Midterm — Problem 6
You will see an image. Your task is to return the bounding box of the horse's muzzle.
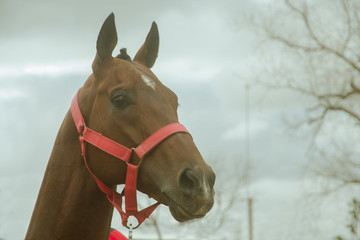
[164,165,216,222]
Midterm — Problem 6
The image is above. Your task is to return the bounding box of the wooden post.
[248,198,253,240]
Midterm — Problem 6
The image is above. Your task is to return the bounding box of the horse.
[25,13,215,240]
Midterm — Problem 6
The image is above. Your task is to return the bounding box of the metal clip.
[128,224,133,240]
[127,216,138,239]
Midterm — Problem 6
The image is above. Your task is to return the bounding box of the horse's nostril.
[179,168,199,195]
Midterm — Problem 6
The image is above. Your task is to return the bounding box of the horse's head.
[78,13,215,222]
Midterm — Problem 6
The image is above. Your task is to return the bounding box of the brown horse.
[25,13,215,240]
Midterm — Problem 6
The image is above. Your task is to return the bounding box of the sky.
[0,0,359,239]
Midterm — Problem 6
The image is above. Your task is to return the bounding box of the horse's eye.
[111,91,131,108]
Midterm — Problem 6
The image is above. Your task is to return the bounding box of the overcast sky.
[0,0,358,239]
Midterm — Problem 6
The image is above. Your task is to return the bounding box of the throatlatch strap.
[70,88,191,228]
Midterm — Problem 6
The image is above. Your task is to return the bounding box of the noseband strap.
[70,89,191,228]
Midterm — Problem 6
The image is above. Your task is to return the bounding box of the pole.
[245,84,254,240]
[248,198,253,240]
[245,83,250,196]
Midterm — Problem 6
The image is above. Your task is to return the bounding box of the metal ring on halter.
[126,215,139,229]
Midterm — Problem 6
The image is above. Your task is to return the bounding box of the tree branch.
[283,0,360,73]
[340,0,352,53]
[266,31,323,52]
[327,105,360,122]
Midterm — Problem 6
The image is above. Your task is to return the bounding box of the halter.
[70,88,190,229]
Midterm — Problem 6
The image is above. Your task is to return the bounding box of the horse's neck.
[26,110,114,240]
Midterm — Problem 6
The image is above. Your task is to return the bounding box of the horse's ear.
[93,13,118,68]
[134,22,159,68]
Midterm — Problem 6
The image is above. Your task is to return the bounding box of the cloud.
[0,89,25,100]
[156,56,222,84]
[222,118,269,140]
[0,61,90,77]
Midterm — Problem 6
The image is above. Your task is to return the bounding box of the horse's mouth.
[162,193,206,222]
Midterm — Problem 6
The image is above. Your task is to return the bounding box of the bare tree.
[248,0,360,193]
[335,198,360,240]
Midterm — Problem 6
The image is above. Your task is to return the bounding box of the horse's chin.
[162,193,207,222]
[168,203,206,222]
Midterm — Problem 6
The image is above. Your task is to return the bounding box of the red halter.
[70,89,190,228]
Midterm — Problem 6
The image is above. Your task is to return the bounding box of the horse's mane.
[116,48,132,62]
